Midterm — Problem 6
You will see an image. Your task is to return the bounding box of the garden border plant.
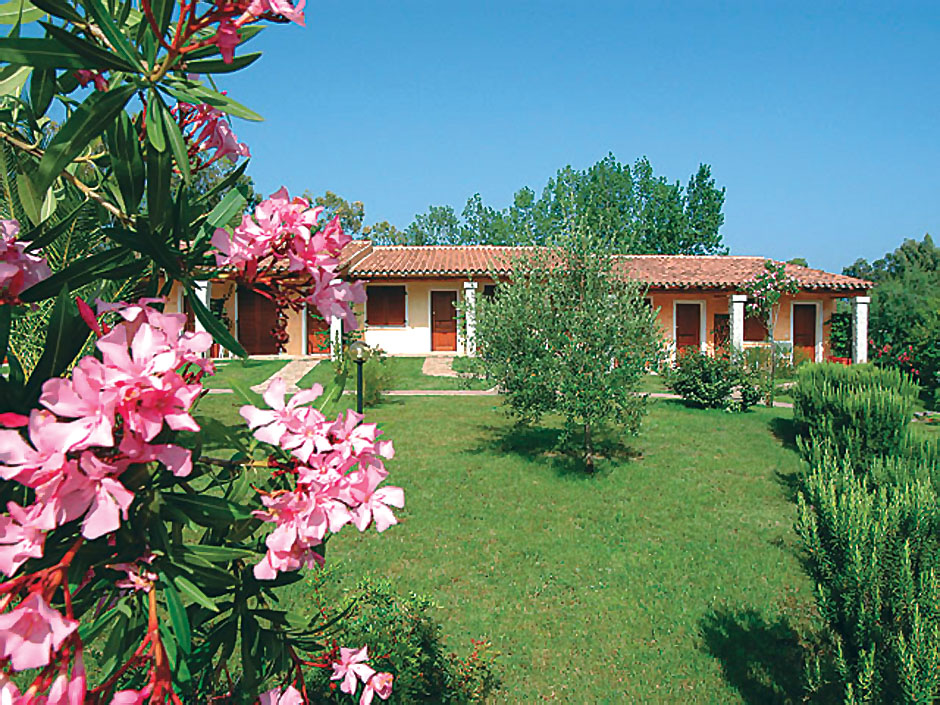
[0,1,414,702]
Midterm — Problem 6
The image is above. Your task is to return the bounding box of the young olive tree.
[473,231,664,472]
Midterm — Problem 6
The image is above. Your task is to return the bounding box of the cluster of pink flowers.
[209,0,305,64]
[172,101,251,167]
[0,299,211,683]
[240,379,403,579]
[330,647,393,705]
[0,219,51,303]
[75,69,108,92]
[211,187,365,331]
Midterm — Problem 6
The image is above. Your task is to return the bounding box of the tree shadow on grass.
[700,608,806,705]
[769,416,800,452]
[470,422,641,478]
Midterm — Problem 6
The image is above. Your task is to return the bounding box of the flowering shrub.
[0,1,402,702]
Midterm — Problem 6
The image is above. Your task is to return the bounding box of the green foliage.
[473,230,664,470]
[796,456,940,704]
[826,302,853,359]
[386,154,727,254]
[664,350,762,411]
[306,575,499,703]
[845,234,940,408]
[792,363,919,462]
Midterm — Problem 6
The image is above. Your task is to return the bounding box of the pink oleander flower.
[351,486,405,533]
[259,684,304,705]
[0,503,47,576]
[0,219,51,303]
[110,686,152,704]
[331,646,375,696]
[212,188,364,331]
[361,671,394,705]
[75,69,108,91]
[242,0,305,26]
[110,551,158,593]
[215,16,241,64]
[173,101,250,165]
[0,592,78,671]
[240,378,325,447]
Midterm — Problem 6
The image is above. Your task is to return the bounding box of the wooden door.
[793,304,817,363]
[307,310,330,355]
[675,303,701,355]
[181,294,196,333]
[431,291,457,352]
[237,287,279,355]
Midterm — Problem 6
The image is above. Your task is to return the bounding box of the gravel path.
[421,356,459,377]
[250,359,319,395]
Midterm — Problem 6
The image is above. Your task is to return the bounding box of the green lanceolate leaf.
[146,88,167,153]
[25,285,91,394]
[0,36,120,71]
[146,143,174,244]
[35,82,136,194]
[158,95,191,183]
[144,0,173,41]
[172,574,218,612]
[27,0,80,23]
[77,0,142,70]
[161,575,192,654]
[162,79,262,122]
[0,0,45,24]
[186,285,247,358]
[106,111,144,213]
[0,64,30,96]
[164,493,252,525]
[39,22,136,71]
[21,198,87,250]
[204,185,247,229]
[192,158,248,208]
[182,545,258,563]
[19,247,129,302]
[14,171,40,225]
[183,52,263,75]
[29,65,54,115]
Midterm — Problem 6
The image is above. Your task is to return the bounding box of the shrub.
[307,575,499,703]
[664,350,762,411]
[797,457,940,703]
[792,363,919,461]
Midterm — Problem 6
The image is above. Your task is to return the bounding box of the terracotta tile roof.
[340,243,872,292]
[343,245,518,277]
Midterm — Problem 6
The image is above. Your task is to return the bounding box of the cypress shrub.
[792,363,919,461]
[797,458,940,703]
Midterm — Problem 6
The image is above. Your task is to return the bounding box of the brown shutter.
[744,315,769,341]
[366,286,405,326]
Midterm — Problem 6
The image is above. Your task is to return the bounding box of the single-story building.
[166,242,874,363]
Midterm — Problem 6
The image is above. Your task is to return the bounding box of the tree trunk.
[584,423,594,473]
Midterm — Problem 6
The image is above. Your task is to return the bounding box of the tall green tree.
[844,234,940,407]
[396,154,727,253]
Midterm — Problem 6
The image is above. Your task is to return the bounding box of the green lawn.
[297,357,494,391]
[195,392,812,702]
[202,359,287,390]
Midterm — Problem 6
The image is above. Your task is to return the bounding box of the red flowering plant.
[740,260,800,405]
[0,1,398,703]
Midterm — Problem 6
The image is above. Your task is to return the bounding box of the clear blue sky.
[222,1,939,273]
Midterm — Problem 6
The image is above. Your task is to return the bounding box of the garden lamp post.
[348,340,371,414]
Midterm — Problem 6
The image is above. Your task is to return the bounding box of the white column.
[329,315,343,360]
[301,303,309,356]
[730,294,747,353]
[463,281,478,357]
[193,281,211,334]
[852,296,871,364]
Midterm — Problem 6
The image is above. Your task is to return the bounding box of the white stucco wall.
[362,279,465,355]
